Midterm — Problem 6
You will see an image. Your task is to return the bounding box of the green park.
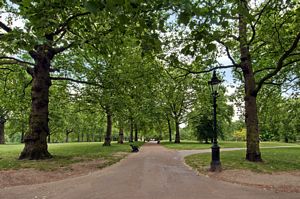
[0,1,299,199]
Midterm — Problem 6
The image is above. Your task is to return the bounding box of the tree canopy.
[0,0,299,162]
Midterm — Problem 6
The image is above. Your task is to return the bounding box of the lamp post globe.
[208,70,222,172]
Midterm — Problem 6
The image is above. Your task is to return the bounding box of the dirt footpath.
[0,143,299,199]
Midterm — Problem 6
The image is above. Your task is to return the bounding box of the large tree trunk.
[0,118,6,144]
[167,118,172,142]
[118,127,124,144]
[103,109,112,146]
[19,46,53,160]
[239,2,262,162]
[134,123,138,142]
[174,117,180,143]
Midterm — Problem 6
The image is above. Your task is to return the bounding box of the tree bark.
[21,121,25,143]
[65,130,72,143]
[19,45,54,160]
[47,134,51,143]
[118,127,124,144]
[0,118,6,144]
[77,131,80,142]
[103,109,112,146]
[174,117,180,143]
[167,118,172,142]
[134,123,138,142]
[239,2,262,162]
[129,117,133,142]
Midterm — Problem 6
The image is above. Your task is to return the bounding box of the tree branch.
[174,64,237,74]
[216,39,239,67]
[0,56,35,66]
[52,43,75,54]
[50,76,102,87]
[45,12,90,39]
[254,31,300,94]
[0,67,14,71]
[0,21,12,32]
[248,0,272,45]
[22,79,32,97]
[253,67,275,75]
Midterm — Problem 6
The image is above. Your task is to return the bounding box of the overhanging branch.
[0,56,35,66]
[216,39,239,67]
[254,31,300,94]
[174,64,237,74]
[45,12,90,39]
[50,76,102,87]
[0,21,12,32]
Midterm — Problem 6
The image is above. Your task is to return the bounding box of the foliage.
[232,128,246,141]
[0,0,299,161]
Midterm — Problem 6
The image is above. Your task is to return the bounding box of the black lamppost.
[208,70,222,172]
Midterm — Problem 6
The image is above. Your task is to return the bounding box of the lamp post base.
[210,161,222,172]
[210,144,222,172]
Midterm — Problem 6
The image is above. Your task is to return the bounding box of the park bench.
[130,144,139,152]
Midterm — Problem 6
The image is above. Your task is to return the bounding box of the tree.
[1,0,167,158]
[0,0,94,159]
[165,0,300,161]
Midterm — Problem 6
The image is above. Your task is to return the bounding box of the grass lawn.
[161,140,299,150]
[0,142,142,171]
[185,147,300,173]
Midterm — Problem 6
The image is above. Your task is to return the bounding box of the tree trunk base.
[174,140,180,144]
[246,152,262,162]
[118,141,124,144]
[19,145,52,160]
[103,138,111,146]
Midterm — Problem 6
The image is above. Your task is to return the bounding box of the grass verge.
[185,147,300,173]
[161,140,299,150]
[0,142,142,171]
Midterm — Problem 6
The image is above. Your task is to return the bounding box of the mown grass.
[185,147,300,173]
[0,142,142,171]
[161,140,299,150]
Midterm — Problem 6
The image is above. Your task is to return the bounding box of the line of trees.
[0,0,299,163]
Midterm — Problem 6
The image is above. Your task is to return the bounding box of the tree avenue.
[0,0,299,163]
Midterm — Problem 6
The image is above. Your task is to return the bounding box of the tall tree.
[0,1,92,159]
[165,0,300,161]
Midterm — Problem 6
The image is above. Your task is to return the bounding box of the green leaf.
[84,1,105,14]
[178,11,191,25]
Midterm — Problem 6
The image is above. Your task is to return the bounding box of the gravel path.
[0,143,299,199]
